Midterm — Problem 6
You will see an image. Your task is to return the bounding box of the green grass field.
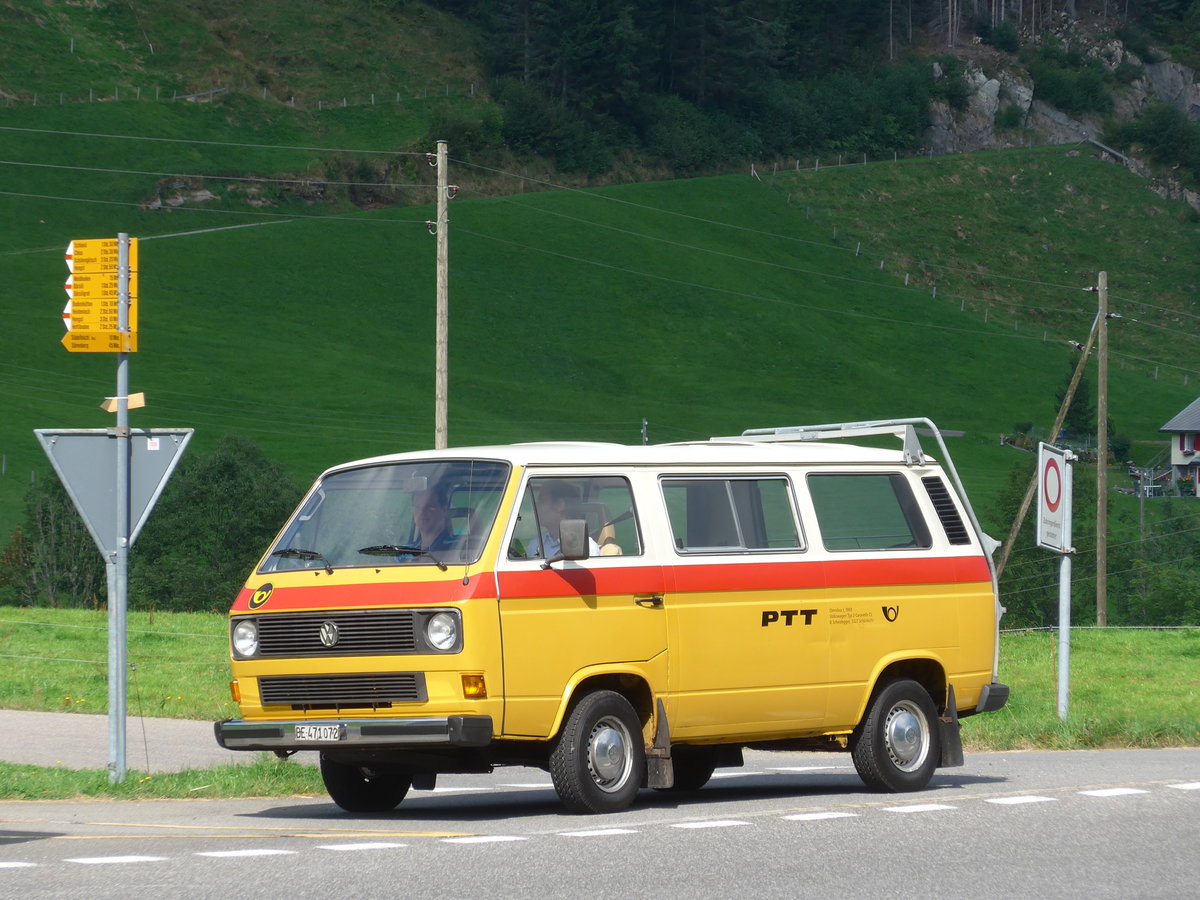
[2,103,1197,544]
[0,606,1194,799]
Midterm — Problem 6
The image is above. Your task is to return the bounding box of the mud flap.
[938,684,965,768]
[645,697,674,788]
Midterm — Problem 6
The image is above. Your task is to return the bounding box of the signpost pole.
[1057,552,1072,720]
[108,232,132,783]
[1037,442,1075,722]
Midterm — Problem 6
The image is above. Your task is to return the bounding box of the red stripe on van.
[495,555,990,599]
[670,554,991,593]
[231,575,498,613]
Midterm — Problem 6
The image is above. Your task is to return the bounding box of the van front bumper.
[214,715,493,752]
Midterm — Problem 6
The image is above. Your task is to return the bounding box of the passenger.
[407,487,458,555]
[532,481,600,559]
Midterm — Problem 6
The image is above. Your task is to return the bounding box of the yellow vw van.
[216,419,1008,813]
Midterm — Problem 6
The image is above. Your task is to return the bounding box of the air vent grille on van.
[259,672,427,709]
[921,477,971,544]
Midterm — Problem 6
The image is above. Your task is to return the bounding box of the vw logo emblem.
[318,621,340,648]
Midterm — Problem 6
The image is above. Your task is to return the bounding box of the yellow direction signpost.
[61,237,138,353]
[50,233,150,784]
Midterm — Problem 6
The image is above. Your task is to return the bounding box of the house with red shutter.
[1161,397,1200,497]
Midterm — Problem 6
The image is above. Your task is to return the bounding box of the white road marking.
[986,796,1057,805]
[442,835,527,844]
[1168,783,1200,791]
[768,766,846,773]
[318,843,408,851]
[1079,788,1149,798]
[195,849,298,858]
[0,861,37,868]
[66,855,167,865]
[884,803,957,813]
[672,819,750,829]
[782,811,859,821]
[559,828,640,837]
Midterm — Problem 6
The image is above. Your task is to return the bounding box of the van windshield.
[260,459,511,572]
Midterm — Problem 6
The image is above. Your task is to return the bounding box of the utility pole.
[995,311,1101,579]
[434,140,449,450]
[1096,271,1108,626]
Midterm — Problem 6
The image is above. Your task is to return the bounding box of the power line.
[0,124,423,156]
[0,158,436,190]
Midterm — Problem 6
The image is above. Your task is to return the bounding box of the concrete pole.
[1096,272,1108,626]
[435,141,449,450]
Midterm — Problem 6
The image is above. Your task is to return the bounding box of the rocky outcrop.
[925,41,1199,213]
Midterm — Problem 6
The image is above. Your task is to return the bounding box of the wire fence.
[1,81,481,110]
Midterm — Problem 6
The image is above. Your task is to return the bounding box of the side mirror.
[542,518,590,567]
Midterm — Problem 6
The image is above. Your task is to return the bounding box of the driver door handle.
[635,595,664,608]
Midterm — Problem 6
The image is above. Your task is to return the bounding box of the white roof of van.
[324,438,924,476]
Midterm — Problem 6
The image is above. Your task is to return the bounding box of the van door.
[496,474,667,737]
[661,474,829,739]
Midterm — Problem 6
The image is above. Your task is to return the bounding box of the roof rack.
[713,419,929,466]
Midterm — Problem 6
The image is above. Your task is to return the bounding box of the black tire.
[850,678,941,793]
[549,690,645,814]
[654,746,717,793]
[320,755,411,813]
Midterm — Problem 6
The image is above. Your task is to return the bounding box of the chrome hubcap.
[884,702,928,772]
[588,717,631,791]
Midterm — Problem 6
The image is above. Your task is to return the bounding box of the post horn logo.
[882,605,900,622]
[248,583,274,610]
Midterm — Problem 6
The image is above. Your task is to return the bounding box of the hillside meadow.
[2,97,1197,545]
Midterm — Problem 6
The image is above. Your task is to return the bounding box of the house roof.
[1161,396,1200,433]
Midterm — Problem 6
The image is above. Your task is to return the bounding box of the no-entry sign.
[1036,442,1073,553]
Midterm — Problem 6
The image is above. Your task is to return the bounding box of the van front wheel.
[320,756,411,812]
[550,690,644,814]
[850,679,940,793]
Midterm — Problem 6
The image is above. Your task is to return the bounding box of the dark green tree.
[130,434,302,612]
[1055,356,1095,443]
[0,474,104,607]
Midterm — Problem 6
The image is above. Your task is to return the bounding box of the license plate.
[295,724,345,742]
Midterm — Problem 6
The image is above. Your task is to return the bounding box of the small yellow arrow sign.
[65,238,138,273]
[61,331,138,353]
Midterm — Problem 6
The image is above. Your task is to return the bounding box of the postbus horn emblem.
[318,621,340,648]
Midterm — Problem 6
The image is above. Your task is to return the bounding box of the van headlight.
[232,619,259,658]
[425,612,459,651]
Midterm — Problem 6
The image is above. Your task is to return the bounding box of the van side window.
[661,477,802,553]
[807,473,932,551]
[508,475,642,559]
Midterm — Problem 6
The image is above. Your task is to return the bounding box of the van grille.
[256,610,418,657]
[921,476,972,544]
[259,672,427,710]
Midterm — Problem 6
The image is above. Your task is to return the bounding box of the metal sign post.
[47,233,192,783]
[1036,442,1075,720]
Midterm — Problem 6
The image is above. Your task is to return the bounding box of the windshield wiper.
[358,545,448,572]
[270,547,333,575]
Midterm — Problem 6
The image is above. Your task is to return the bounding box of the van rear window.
[661,477,801,553]
[807,473,932,551]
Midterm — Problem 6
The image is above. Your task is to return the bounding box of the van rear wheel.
[320,755,411,812]
[550,690,644,814]
[850,678,940,793]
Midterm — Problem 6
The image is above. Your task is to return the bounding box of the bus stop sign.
[35,428,193,555]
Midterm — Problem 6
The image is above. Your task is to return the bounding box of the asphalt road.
[0,741,1196,899]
